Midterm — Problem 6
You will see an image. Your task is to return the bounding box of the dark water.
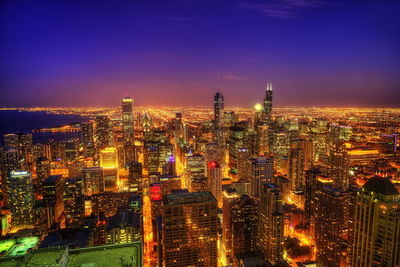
[0,110,90,146]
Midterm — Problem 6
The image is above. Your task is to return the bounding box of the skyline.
[1,0,400,107]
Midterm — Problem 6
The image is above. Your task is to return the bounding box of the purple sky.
[0,0,399,107]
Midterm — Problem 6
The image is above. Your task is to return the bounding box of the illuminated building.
[329,146,350,190]
[207,161,222,207]
[129,161,143,194]
[81,121,94,147]
[237,148,251,181]
[106,208,142,244]
[258,183,284,266]
[4,133,32,170]
[214,90,224,130]
[165,154,176,176]
[223,111,238,128]
[263,81,273,125]
[160,175,181,196]
[33,200,49,236]
[222,189,240,264]
[100,147,119,191]
[81,121,95,158]
[36,156,50,184]
[64,139,79,162]
[351,177,400,267]
[162,191,218,267]
[231,194,258,259]
[228,124,246,172]
[142,112,152,142]
[82,167,104,196]
[288,147,305,192]
[91,192,132,217]
[63,177,84,227]
[43,175,64,226]
[122,96,134,143]
[150,183,163,245]
[256,124,269,155]
[205,142,225,166]
[251,156,274,198]
[95,115,112,149]
[314,186,352,266]
[310,118,328,163]
[1,147,19,205]
[185,153,206,191]
[8,170,34,226]
[145,146,159,174]
[272,131,290,166]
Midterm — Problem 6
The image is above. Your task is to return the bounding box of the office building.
[251,156,274,198]
[258,183,284,266]
[8,171,34,226]
[82,167,104,196]
[162,191,218,267]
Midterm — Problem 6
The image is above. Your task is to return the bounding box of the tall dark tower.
[263,81,273,124]
[214,90,224,130]
[122,96,134,143]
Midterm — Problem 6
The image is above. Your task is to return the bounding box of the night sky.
[1,0,399,107]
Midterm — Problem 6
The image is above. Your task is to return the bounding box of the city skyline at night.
[1,0,400,107]
[1,1,400,267]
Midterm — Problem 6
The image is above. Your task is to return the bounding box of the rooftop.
[0,242,142,267]
[164,191,216,205]
[363,176,399,196]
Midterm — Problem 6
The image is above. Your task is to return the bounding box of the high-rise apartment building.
[222,189,240,264]
[258,183,284,266]
[8,171,34,226]
[63,177,84,227]
[351,177,400,267]
[162,191,218,267]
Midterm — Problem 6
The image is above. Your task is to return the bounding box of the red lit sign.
[208,161,217,168]
[150,184,161,201]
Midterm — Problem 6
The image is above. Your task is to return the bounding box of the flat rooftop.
[164,190,216,205]
[0,242,142,267]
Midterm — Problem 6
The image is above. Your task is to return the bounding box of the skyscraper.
[314,186,352,266]
[8,171,34,226]
[129,161,143,194]
[35,156,50,184]
[95,115,112,149]
[185,153,206,191]
[82,167,104,196]
[288,147,306,193]
[63,177,84,227]
[162,191,218,267]
[351,177,400,267]
[100,147,119,191]
[214,90,224,130]
[122,96,134,142]
[207,161,222,207]
[258,183,284,266]
[231,194,258,259]
[251,156,274,198]
[263,81,273,124]
[222,189,240,264]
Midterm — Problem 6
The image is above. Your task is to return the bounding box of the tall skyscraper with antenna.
[263,81,273,124]
[214,89,224,130]
[122,96,134,143]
